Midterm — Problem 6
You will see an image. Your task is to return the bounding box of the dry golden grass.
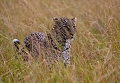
[0,0,120,83]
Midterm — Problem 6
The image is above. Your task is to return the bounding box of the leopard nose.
[71,36,73,39]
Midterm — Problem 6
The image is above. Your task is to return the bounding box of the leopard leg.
[62,50,70,67]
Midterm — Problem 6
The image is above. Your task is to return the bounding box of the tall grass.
[0,0,120,83]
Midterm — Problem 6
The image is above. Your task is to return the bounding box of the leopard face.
[51,17,76,46]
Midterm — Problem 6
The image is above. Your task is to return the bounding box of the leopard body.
[13,17,76,67]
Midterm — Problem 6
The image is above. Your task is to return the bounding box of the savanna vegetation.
[0,0,120,83]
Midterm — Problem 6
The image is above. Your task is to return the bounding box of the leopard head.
[53,17,76,40]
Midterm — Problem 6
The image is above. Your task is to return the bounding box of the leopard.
[12,17,76,67]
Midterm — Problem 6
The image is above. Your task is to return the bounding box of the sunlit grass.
[0,0,120,83]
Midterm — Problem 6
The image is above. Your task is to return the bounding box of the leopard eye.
[66,27,70,31]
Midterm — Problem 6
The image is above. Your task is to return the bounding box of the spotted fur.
[13,17,76,67]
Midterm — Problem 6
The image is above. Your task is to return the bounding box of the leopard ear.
[53,17,59,22]
[71,17,77,23]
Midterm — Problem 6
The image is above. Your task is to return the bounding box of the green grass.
[0,0,120,83]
